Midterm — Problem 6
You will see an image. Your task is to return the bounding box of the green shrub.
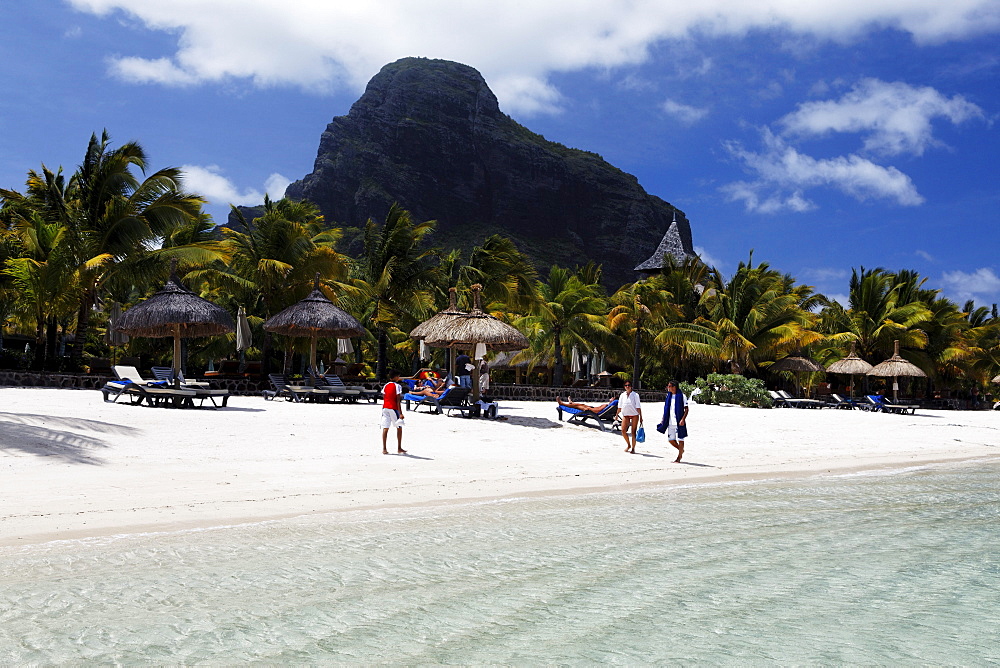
[689,373,772,408]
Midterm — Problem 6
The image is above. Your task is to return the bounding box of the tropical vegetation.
[2,131,998,398]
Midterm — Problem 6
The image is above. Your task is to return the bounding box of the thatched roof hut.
[868,340,926,378]
[421,284,528,352]
[116,267,235,339]
[410,287,467,340]
[769,355,824,373]
[263,274,364,382]
[826,349,874,376]
[115,261,235,384]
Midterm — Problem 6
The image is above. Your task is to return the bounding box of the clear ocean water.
[2,460,998,664]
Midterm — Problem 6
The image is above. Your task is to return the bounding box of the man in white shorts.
[380,369,407,455]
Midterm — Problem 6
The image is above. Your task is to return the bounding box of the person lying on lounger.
[409,378,447,398]
[557,397,613,414]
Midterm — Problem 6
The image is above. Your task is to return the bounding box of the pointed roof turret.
[634,210,692,274]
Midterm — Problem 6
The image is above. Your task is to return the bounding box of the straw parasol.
[410,287,467,378]
[769,354,824,397]
[826,344,873,399]
[422,283,529,401]
[115,260,235,387]
[263,274,364,385]
[867,340,927,402]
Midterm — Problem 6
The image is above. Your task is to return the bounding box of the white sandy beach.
[1,386,997,547]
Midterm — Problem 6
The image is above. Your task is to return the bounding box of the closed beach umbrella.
[104,300,129,364]
[867,340,927,402]
[263,274,364,385]
[105,301,129,346]
[236,306,252,352]
[116,260,235,387]
[826,344,873,399]
[423,283,529,402]
[570,345,581,376]
[770,354,824,397]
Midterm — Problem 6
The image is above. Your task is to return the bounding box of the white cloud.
[181,165,289,207]
[779,78,986,156]
[940,267,1000,302]
[661,100,709,125]
[693,246,724,271]
[915,249,935,262]
[66,0,1000,114]
[722,130,923,212]
[803,267,850,282]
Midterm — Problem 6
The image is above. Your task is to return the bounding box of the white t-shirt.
[665,392,689,426]
[618,390,641,416]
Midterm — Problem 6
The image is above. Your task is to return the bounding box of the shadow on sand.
[0,413,135,465]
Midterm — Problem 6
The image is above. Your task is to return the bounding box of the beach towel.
[660,391,688,439]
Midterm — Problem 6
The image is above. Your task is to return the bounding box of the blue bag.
[636,426,646,443]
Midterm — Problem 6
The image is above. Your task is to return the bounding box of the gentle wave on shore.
[2,460,998,664]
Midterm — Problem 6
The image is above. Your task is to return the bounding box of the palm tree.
[350,203,438,382]
[201,196,350,373]
[821,267,932,364]
[58,131,208,365]
[516,264,609,387]
[663,254,821,373]
[608,276,677,387]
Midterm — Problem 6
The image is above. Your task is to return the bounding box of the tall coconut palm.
[200,196,350,373]
[57,131,208,365]
[663,255,821,373]
[350,203,438,382]
[515,264,609,387]
[821,267,931,364]
[608,276,677,387]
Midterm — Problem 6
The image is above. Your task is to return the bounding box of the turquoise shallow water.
[2,460,999,664]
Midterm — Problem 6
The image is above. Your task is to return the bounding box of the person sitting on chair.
[557,397,613,414]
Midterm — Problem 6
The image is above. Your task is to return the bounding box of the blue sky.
[2,0,998,306]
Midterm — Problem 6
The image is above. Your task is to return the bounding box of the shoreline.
[1,387,997,548]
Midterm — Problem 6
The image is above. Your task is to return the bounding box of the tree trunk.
[376,327,388,383]
[552,325,563,387]
[45,316,58,370]
[71,287,95,366]
[632,318,642,389]
[261,330,273,377]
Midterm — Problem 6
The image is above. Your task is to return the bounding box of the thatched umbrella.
[770,354,824,397]
[410,287,467,378]
[263,274,364,385]
[116,260,234,387]
[826,344,873,399]
[868,340,927,402]
[423,283,529,402]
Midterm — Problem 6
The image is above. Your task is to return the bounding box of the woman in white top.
[616,380,643,453]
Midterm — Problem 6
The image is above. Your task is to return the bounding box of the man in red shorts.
[381,369,407,455]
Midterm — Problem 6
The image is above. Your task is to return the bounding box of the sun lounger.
[557,399,619,431]
[264,374,331,402]
[826,393,859,409]
[777,390,826,408]
[404,385,470,414]
[863,395,917,414]
[150,366,230,407]
[322,374,380,403]
[101,381,198,407]
[312,374,362,402]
